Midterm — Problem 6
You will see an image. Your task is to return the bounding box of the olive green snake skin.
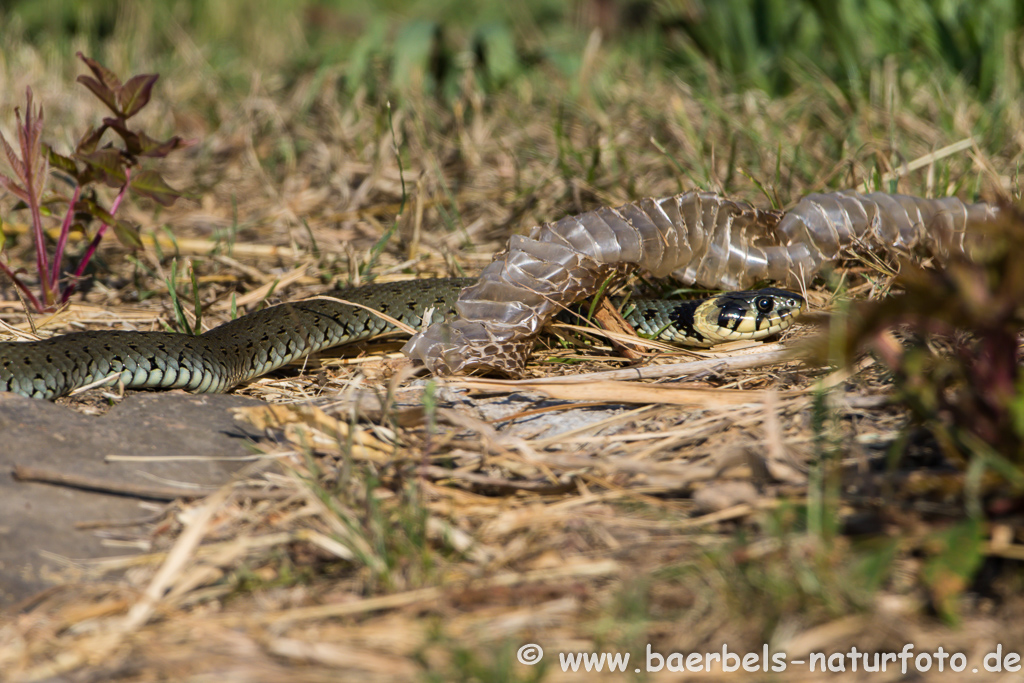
[0,278,804,400]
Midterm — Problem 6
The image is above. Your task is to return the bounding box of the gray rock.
[0,392,267,607]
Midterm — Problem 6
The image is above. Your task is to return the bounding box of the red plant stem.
[28,200,51,301]
[61,229,106,302]
[50,185,82,291]
[0,259,44,311]
[62,169,131,302]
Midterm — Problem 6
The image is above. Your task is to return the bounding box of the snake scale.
[0,278,804,400]
[0,189,997,399]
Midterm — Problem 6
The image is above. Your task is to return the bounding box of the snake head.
[696,287,806,344]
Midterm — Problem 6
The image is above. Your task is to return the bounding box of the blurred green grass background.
[3,0,1019,99]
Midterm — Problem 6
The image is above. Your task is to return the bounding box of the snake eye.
[756,296,774,313]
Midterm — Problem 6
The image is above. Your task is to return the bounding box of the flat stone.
[0,392,267,607]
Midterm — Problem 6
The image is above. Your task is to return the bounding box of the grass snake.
[0,278,804,399]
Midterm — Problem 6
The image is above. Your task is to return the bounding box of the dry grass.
[2,10,1024,682]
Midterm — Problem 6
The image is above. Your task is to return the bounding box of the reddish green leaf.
[130,169,181,206]
[79,197,140,248]
[76,198,141,248]
[44,144,79,176]
[77,52,122,94]
[75,126,105,155]
[137,131,190,158]
[103,117,142,156]
[0,172,30,203]
[76,75,120,116]
[76,148,127,187]
[79,195,112,222]
[110,217,143,248]
[16,89,45,173]
[118,74,159,118]
[0,130,25,180]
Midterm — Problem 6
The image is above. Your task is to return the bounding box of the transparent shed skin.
[403,190,996,375]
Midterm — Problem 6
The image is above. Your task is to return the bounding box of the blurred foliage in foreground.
[1,0,1020,101]
[831,204,1024,475]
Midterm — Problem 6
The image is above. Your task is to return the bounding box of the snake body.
[0,278,804,399]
